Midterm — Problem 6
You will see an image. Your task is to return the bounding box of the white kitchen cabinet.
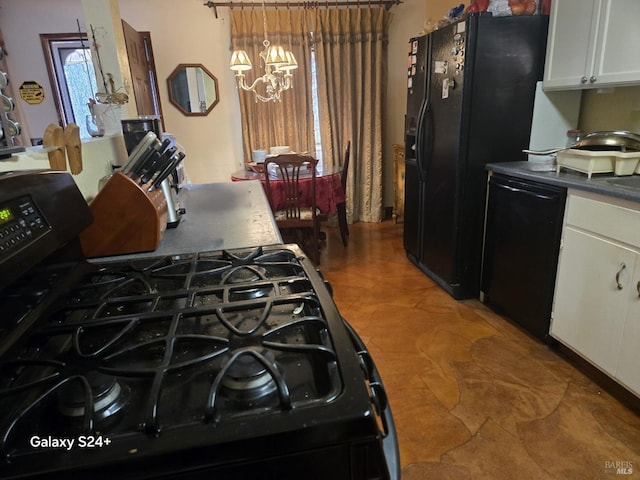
[551,190,640,396]
[543,0,640,90]
[617,275,640,395]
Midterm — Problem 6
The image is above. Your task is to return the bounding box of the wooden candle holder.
[79,171,168,258]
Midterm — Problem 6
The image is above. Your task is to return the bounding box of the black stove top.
[0,245,393,479]
[0,172,397,479]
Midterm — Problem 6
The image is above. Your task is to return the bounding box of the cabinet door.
[591,0,640,87]
[551,227,636,376]
[543,0,600,89]
[616,256,640,396]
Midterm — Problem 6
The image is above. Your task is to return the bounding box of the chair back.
[341,141,351,192]
[263,154,318,221]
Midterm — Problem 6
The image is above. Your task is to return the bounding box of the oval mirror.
[167,64,219,116]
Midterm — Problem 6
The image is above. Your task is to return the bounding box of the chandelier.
[229,5,298,102]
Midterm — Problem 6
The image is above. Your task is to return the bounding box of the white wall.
[0,0,83,141]
[0,0,245,185]
[117,0,245,184]
[1,0,449,206]
[579,86,640,133]
[384,0,424,205]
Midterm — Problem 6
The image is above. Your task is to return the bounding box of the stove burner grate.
[208,348,290,420]
[220,349,278,399]
[0,246,345,452]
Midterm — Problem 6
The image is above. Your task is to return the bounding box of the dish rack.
[556,149,640,178]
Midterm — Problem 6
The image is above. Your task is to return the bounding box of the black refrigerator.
[403,13,549,300]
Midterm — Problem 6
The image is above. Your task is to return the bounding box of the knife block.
[79,171,168,258]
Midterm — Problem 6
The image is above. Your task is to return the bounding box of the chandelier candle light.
[229,4,298,102]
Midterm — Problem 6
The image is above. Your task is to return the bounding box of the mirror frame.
[167,63,220,116]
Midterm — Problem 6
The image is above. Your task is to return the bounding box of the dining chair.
[263,153,322,264]
[337,141,350,247]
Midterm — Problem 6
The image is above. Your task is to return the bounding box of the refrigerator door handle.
[416,100,433,182]
[422,101,434,179]
[415,99,428,181]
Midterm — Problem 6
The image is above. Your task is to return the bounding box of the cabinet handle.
[637,280,640,297]
[589,76,597,83]
[581,76,588,84]
[616,263,626,290]
[492,181,557,200]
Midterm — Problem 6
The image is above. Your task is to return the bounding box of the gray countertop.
[487,161,640,203]
[91,180,282,262]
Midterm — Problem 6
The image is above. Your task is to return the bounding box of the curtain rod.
[203,0,402,18]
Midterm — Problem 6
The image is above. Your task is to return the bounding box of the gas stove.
[0,171,398,479]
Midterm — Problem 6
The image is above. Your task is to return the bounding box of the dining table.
[231,164,345,215]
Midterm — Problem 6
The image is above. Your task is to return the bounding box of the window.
[41,34,98,139]
[310,48,322,165]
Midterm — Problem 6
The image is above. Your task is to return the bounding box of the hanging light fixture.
[229,3,298,102]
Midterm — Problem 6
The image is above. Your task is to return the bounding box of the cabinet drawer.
[565,193,640,247]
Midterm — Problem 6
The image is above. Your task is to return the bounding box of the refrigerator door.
[405,36,429,138]
[403,35,429,261]
[419,21,467,294]
[404,14,548,301]
[402,159,420,258]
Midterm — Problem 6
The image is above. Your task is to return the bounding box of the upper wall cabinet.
[543,0,640,90]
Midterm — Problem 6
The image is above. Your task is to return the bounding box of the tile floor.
[317,220,640,480]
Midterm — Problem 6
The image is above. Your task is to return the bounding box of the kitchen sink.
[602,175,640,190]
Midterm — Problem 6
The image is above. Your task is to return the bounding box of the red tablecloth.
[231,165,345,215]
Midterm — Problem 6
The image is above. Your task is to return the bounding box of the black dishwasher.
[481,173,566,341]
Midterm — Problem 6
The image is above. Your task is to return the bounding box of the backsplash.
[579,85,640,133]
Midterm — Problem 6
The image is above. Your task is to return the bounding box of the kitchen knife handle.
[140,151,162,184]
[122,131,157,174]
[150,152,185,191]
[129,147,156,179]
[159,138,172,153]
